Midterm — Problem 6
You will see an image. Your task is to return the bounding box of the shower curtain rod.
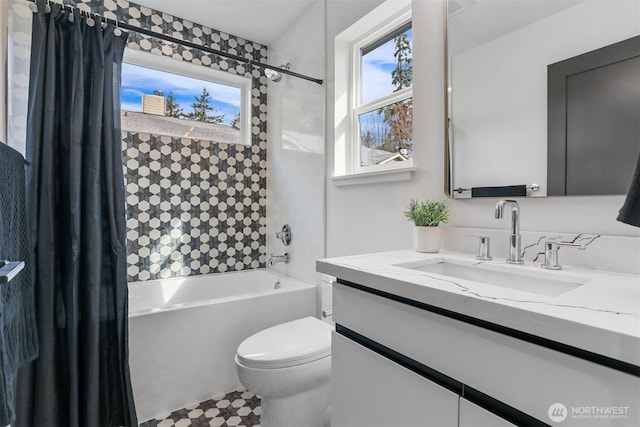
[26,0,324,85]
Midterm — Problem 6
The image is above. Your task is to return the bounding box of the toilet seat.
[236,317,332,369]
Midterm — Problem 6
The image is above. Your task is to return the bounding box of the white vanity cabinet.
[331,280,640,427]
[332,333,514,427]
[332,333,459,427]
[459,399,516,427]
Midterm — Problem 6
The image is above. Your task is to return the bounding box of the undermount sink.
[394,258,589,297]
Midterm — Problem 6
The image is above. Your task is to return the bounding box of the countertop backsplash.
[441,226,640,276]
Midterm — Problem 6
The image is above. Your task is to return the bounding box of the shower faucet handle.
[275,224,292,246]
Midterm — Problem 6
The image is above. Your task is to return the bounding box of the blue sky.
[120,27,411,134]
[121,63,241,126]
[359,27,413,154]
[361,28,413,105]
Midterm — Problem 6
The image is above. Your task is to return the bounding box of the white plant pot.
[413,226,442,253]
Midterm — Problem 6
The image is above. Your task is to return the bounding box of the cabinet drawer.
[460,398,516,427]
[334,283,640,426]
[332,333,459,427]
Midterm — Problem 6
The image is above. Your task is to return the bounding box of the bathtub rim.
[128,268,314,318]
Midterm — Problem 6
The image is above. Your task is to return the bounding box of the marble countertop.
[317,250,640,367]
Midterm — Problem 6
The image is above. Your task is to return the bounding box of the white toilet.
[235,316,332,427]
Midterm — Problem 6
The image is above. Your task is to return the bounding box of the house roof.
[360,145,410,166]
[121,110,240,144]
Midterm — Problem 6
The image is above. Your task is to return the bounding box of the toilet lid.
[236,317,332,369]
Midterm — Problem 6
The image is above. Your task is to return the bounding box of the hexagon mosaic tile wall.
[123,133,267,282]
[55,0,270,282]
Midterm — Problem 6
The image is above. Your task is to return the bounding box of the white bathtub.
[128,269,316,422]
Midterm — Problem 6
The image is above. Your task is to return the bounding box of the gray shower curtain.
[15,1,138,425]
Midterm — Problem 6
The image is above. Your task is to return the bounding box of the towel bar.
[452,183,540,198]
[0,260,25,284]
[453,184,540,194]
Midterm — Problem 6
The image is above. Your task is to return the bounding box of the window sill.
[332,166,417,186]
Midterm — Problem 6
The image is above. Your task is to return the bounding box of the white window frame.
[334,0,415,184]
[122,48,252,146]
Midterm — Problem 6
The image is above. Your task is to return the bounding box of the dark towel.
[0,142,38,425]
[471,185,527,198]
[617,149,640,227]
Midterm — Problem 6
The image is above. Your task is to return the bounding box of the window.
[121,49,252,146]
[355,18,413,169]
[334,0,414,182]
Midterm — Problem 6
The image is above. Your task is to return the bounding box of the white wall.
[6,0,37,155]
[325,0,640,260]
[266,0,326,285]
[326,0,445,257]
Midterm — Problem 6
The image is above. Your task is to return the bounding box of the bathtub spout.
[268,253,289,267]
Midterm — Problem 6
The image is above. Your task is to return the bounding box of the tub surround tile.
[123,134,267,282]
[56,0,269,283]
[139,390,261,427]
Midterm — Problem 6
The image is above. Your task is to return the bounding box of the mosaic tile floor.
[139,390,261,427]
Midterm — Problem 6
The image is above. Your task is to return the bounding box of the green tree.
[377,31,413,155]
[165,90,184,118]
[187,87,225,123]
[391,32,412,90]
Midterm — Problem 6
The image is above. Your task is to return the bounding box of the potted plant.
[404,199,450,253]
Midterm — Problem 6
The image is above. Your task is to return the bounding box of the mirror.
[445,0,640,198]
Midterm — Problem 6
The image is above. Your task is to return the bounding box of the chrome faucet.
[267,253,289,267]
[541,240,585,270]
[494,199,524,264]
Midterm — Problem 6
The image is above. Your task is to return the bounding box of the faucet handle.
[541,240,584,270]
[275,224,292,246]
[467,235,492,261]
